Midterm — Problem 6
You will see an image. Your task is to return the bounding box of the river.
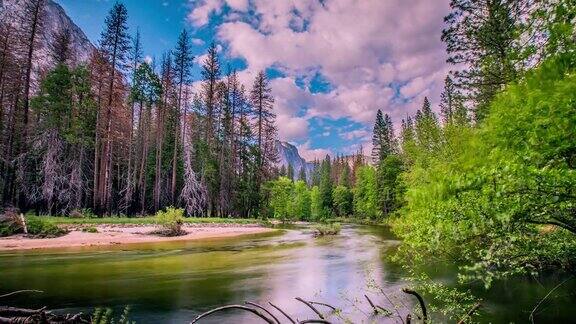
[0,225,574,323]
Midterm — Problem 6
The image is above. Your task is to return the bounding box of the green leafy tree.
[291,180,311,220]
[268,177,294,221]
[353,166,378,219]
[318,155,333,217]
[376,155,404,217]
[310,186,323,220]
[394,54,576,287]
[333,185,353,217]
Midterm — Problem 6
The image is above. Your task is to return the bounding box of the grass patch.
[26,216,68,238]
[313,222,342,236]
[82,226,99,233]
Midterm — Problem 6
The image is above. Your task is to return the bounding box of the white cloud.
[340,129,370,141]
[297,141,333,161]
[191,38,205,46]
[188,0,223,26]
[188,0,452,146]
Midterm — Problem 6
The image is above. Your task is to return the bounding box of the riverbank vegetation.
[266,0,576,317]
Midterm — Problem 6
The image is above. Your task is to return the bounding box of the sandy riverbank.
[0,224,273,251]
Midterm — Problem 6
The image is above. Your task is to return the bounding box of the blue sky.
[55,0,451,160]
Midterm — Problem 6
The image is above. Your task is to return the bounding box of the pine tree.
[20,0,46,141]
[96,2,131,214]
[442,0,529,122]
[201,43,220,146]
[415,97,442,153]
[298,166,307,183]
[171,29,194,204]
[51,27,73,66]
[250,71,278,184]
[122,28,144,213]
[318,155,333,217]
[287,163,294,181]
[372,109,385,164]
[372,109,395,164]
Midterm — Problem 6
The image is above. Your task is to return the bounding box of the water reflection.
[0,225,403,323]
[0,225,574,323]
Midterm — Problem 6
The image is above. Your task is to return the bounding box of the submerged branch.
[268,302,296,324]
[0,290,43,299]
[401,288,428,323]
[191,305,275,324]
[295,297,325,320]
[245,301,280,324]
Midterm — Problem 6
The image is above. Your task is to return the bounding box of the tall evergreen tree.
[442,0,529,122]
[298,166,307,183]
[318,155,333,217]
[96,1,131,214]
[372,109,395,164]
[171,29,194,204]
[250,71,277,183]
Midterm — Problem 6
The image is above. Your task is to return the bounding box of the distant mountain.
[1,0,94,76]
[275,140,316,180]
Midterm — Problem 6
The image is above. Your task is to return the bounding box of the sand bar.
[0,224,273,251]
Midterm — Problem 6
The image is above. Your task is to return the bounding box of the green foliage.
[292,180,311,220]
[313,222,342,236]
[82,226,99,233]
[318,156,333,214]
[26,217,67,238]
[0,223,16,237]
[353,166,379,219]
[155,207,185,236]
[92,306,134,324]
[332,185,353,217]
[310,185,324,220]
[376,154,404,217]
[268,177,295,221]
[394,54,576,287]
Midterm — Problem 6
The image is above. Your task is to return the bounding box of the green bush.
[0,223,16,237]
[82,226,99,233]
[155,207,185,236]
[313,222,342,236]
[26,216,67,238]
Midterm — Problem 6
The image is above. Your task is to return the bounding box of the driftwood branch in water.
[364,294,379,315]
[402,288,428,323]
[308,301,337,311]
[0,306,47,317]
[298,320,332,324]
[0,307,89,324]
[244,301,280,324]
[268,302,296,324]
[191,305,275,324]
[457,303,481,324]
[295,297,325,320]
[0,290,43,299]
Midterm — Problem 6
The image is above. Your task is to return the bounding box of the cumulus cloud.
[188,0,451,147]
[297,141,333,161]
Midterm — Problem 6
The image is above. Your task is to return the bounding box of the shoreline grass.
[36,216,263,226]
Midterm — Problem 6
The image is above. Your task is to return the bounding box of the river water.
[0,225,574,323]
